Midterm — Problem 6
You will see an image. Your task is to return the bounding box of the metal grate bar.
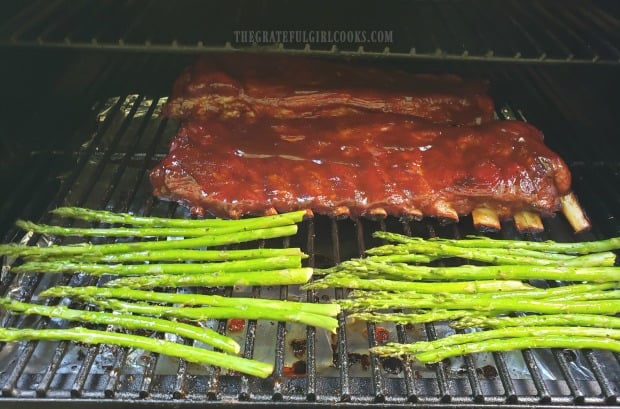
[422,222,453,403]
[354,219,386,403]
[358,218,386,403]
[139,347,161,398]
[206,285,235,401]
[394,324,418,402]
[304,218,318,401]
[238,290,260,400]
[461,339,484,402]
[552,349,586,404]
[271,290,288,400]
[173,343,191,399]
[331,218,351,401]
[520,350,551,403]
[584,350,618,404]
[35,339,71,397]
[394,220,420,403]
[423,322,452,403]
[271,236,291,401]
[104,348,129,398]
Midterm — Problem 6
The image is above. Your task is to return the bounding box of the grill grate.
[1,61,620,407]
[0,0,619,65]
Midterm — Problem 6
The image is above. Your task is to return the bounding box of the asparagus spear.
[0,327,273,378]
[106,267,314,289]
[50,207,307,228]
[340,292,620,315]
[0,225,298,258]
[14,256,302,276]
[39,286,340,317]
[365,240,616,266]
[331,259,620,282]
[542,290,620,302]
[426,235,620,255]
[452,314,620,330]
[86,298,339,333]
[349,309,479,325]
[372,326,620,355]
[377,336,620,363]
[29,247,306,263]
[347,283,617,303]
[0,297,240,354]
[17,213,304,238]
[302,274,534,293]
[367,242,578,262]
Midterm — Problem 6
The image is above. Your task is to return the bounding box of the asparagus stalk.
[367,241,578,262]
[50,207,307,228]
[332,259,620,282]
[0,297,240,353]
[347,283,617,303]
[452,314,620,330]
[542,290,620,302]
[17,212,304,238]
[39,286,340,316]
[302,274,534,293]
[29,247,306,263]
[0,327,273,378]
[0,225,297,258]
[106,267,314,289]
[368,251,615,267]
[426,235,620,255]
[365,240,615,266]
[14,256,301,276]
[373,326,620,355]
[377,336,620,363]
[341,292,620,315]
[349,309,479,325]
[86,298,339,333]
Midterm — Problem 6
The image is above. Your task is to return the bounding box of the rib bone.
[513,211,544,233]
[367,207,388,219]
[472,207,501,231]
[560,193,591,233]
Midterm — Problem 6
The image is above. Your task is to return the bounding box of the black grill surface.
[0,54,619,408]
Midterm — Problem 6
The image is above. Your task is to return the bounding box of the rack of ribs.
[150,115,579,229]
[164,54,495,125]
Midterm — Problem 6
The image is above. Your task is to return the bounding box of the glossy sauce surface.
[150,114,571,219]
[165,54,494,125]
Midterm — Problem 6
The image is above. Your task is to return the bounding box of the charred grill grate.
[1,64,620,408]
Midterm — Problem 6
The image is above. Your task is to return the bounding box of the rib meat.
[164,54,494,125]
[150,116,572,219]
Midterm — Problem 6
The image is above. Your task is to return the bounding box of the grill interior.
[1,0,619,64]
[1,1,620,408]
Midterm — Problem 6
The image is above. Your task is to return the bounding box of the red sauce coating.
[164,54,494,125]
[150,115,571,219]
[227,318,246,332]
[363,326,390,344]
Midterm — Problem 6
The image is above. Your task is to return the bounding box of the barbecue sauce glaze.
[150,115,571,219]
